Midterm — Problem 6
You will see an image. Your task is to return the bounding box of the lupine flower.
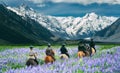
[0,46,120,73]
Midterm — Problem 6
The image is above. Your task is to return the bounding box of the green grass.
[0,44,119,52]
[1,63,25,73]
[0,46,29,51]
[99,44,120,50]
[7,63,25,69]
[75,70,84,73]
[0,45,77,52]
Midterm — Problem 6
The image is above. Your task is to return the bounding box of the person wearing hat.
[29,46,38,65]
[89,39,96,56]
[89,39,96,52]
[60,44,70,58]
[45,43,55,61]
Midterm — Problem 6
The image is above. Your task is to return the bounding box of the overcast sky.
[28,0,120,5]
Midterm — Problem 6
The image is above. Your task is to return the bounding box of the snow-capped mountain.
[0,4,56,45]
[7,5,118,39]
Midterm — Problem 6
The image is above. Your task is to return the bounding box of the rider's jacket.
[45,47,54,56]
[29,50,37,59]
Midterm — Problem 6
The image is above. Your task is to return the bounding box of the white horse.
[60,54,69,60]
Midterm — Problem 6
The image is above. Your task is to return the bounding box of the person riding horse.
[60,44,70,58]
[78,41,87,55]
[89,39,96,55]
[45,43,55,61]
[26,46,39,66]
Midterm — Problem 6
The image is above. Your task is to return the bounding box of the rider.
[29,46,39,65]
[78,41,87,54]
[89,38,96,52]
[60,43,70,58]
[45,43,55,61]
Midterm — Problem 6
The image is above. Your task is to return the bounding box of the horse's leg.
[94,48,96,52]
[51,56,55,61]
[65,53,70,58]
[26,61,29,67]
[77,53,80,58]
[78,52,82,58]
[34,59,39,65]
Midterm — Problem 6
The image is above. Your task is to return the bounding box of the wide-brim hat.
[30,45,34,48]
[48,43,51,46]
[62,43,66,46]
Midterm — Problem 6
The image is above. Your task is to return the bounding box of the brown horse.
[44,49,56,64]
[26,59,38,67]
[77,51,86,58]
[44,55,55,64]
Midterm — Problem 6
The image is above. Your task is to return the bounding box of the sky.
[0,0,120,17]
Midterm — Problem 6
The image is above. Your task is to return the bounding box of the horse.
[91,47,95,55]
[60,54,69,60]
[77,46,96,58]
[85,47,96,56]
[26,58,38,67]
[77,51,86,58]
[44,55,55,64]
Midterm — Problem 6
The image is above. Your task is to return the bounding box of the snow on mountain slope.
[7,5,118,39]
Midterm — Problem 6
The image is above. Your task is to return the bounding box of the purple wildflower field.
[0,46,120,73]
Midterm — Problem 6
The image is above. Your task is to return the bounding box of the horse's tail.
[91,48,95,55]
[44,56,54,64]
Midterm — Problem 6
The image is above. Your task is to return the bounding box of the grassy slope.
[0,44,119,51]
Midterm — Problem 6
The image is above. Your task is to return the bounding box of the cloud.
[28,0,120,5]
[28,0,44,4]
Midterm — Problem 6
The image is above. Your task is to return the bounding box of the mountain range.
[0,4,58,45]
[6,4,118,39]
[95,18,120,42]
[0,4,120,45]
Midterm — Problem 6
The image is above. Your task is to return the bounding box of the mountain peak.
[83,12,98,19]
[19,3,33,11]
[89,12,98,17]
[6,5,118,39]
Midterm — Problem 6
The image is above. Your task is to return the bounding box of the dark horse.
[26,58,38,67]
[85,46,96,56]
[77,45,96,58]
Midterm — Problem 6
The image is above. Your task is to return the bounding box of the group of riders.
[26,39,96,67]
